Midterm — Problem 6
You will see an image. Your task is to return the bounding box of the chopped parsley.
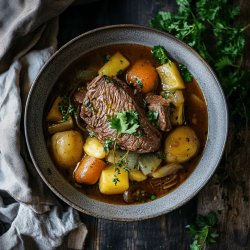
[108,110,140,135]
[134,129,144,138]
[179,64,193,83]
[147,110,159,125]
[150,0,250,124]
[149,194,157,200]
[58,96,77,122]
[151,45,170,65]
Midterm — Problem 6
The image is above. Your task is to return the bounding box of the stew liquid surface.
[45,44,208,205]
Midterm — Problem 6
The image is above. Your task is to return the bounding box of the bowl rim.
[24,24,228,221]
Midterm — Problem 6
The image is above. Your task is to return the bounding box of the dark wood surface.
[58,1,250,249]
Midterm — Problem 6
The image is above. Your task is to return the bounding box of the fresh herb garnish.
[103,138,115,152]
[147,110,159,125]
[179,64,193,83]
[112,175,120,186]
[152,45,170,64]
[115,167,121,175]
[123,166,130,172]
[149,194,157,200]
[150,0,250,124]
[186,212,219,250]
[59,96,77,122]
[115,158,126,167]
[135,78,143,89]
[134,129,144,138]
[108,110,140,135]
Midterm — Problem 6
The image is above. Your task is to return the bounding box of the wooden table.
[59,1,250,249]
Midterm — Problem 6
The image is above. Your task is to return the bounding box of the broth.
[45,44,208,204]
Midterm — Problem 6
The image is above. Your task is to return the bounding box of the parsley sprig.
[108,110,140,135]
[59,96,77,122]
[147,110,159,125]
[152,45,193,83]
[186,212,219,250]
[152,45,170,64]
[150,0,250,124]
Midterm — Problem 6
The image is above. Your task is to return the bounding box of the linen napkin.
[0,1,87,249]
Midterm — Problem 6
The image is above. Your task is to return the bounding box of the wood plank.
[196,0,250,249]
[58,0,250,249]
[81,199,196,250]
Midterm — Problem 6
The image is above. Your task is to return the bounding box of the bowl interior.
[24,25,228,221]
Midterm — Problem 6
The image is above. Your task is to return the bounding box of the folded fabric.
[0,1,87,249]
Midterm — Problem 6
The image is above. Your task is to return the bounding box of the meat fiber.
[79,75,162,153]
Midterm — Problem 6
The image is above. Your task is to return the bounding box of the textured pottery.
[24,25,228,221]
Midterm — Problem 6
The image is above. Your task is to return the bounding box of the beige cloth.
[0,1,87,249]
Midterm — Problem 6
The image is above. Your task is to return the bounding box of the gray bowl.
[24,24,228,221]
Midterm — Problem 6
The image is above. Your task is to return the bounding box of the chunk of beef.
[145,95,172,132]
[80,75,162,153]
[73,87,87,105]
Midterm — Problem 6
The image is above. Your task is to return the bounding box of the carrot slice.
[73,156,106,185]
[126,59,158,93]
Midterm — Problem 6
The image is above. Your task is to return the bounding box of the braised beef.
[80,75,162,153]
[145,95,172,132]
[73,87,87,105]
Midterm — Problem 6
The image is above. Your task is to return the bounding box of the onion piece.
[138,153,162,176]
[152,163,182,178]
[106,150,139,170]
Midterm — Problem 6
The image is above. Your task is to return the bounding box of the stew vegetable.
[45,44,208,204]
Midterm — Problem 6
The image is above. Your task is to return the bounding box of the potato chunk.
[156,63,185,90]
[99,166,129,195]
[83,137,107,159]
[165,126,199,163]
[51,130,84,168]
[98,52,130,77]
[129,170,147,182]
[138,153,162,176]
[46,96,63,122]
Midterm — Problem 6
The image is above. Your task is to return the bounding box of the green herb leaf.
[108,110,140,135]
[59,96,77,122]
[149,194,157,200]
[150,0,250,124]
[103,138,115,152]
[147,110,159,125]
[112,175,120,186]
[179,64,193,83]
[152,45,170,64]
[186,212,219,250]
[123,165,130,172]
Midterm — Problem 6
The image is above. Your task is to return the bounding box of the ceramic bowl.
[24,24,228,221]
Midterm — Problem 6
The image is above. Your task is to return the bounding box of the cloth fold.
[0,0,88,249]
